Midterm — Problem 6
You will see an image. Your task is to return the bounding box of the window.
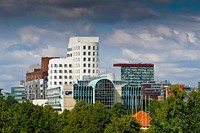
[51,64,53,68]
[54,64,58,67]
[65,82,68,85]
[88,58,90,61]
[69,64,72,67]
[88,69,90,73]
[83,69,86,73]
[83,52,86,55]
[83,58,86,61]
[93,52,95,56]
[88,52,90,55]
[88,46,91,50]
[64,64,67,67]
[59,70,62,73]
[88,64,90,67]
[93,64,95,68]
[83,63,86,67]
[54,76,57,79]
[54,82,57,85]
[54,70,57,73]
[69,76,72,79]
[93,46,95,50]
[59,82,62,85]
[64,76,67,79]
[64,70,67,73]
[93,58,95,62]
[59,76,62,79]
[93,70,95,73]
[69,70,72,73]
[97,52,98,56]
[83,46,86,49]
[59,64,62,67]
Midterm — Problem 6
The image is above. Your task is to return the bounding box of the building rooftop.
[113,63,154,67]
[133,110,152,127]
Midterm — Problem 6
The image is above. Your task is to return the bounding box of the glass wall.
[121,85,141,110]
[95,79,115,109]
[121,66,154,86]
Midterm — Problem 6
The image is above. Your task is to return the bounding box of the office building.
[113,63,154,87]
[11,83,26,103]
[26,57,56,100]
[141,80,171,101]
[47,37,99,89]
[47,36,99,110]
[47,75,141,111]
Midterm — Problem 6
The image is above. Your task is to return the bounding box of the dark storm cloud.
[0,0,200,23]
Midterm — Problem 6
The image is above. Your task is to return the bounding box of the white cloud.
[138,30,163,42]
[122,49,161,62]
[17,26,68,45]
[41,45,66,57]
[107,29,134,45]
[0,74,14,81]
[187,32,197,44]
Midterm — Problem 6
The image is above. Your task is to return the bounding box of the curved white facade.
[48,37,99,89]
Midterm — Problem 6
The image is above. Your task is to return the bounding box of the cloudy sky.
[1,0,200,91]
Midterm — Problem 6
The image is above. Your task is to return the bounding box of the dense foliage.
[149,85,200,133]
[0,98,140,133]
[3,85,200,133]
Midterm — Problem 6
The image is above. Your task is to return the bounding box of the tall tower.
[67,37,99,80]
[113,63,154,87]
[47,37,99,89]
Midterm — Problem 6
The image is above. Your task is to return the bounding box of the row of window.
[50,75,72,79]
[83,45,98,50]
[83,63,98,68]
[83,51,98,56]
[49,81,73,86]
[83,69,98,73]
[83,57,98,62]
[50,64,72,68]
[27,75,41,79]
[50,69,72,74]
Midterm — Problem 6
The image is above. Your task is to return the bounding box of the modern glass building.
[46,86,62,110]
[121,85,141,110]
[47,77,143,111]
[113,63,154,87]
[74,78,115,109]
[11,86,26,103]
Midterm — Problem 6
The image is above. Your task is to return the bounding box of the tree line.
[1,84,200,133]
[0,97,140,133]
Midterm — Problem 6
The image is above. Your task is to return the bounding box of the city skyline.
[1,0,200,91]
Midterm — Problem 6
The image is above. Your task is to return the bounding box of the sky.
[1,0,200,91]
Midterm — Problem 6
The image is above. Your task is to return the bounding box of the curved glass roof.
[88,77,115,89]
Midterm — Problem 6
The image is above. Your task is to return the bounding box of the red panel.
[113,63,154,67]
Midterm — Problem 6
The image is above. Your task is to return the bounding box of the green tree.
[149,85,188,133]
[148,99,161,117]
[90,101,111,133]
[64,100,94,133]
[109,102,126,118]
[104,115,140,133]
[5,96,18,107]
[185,88,200,132]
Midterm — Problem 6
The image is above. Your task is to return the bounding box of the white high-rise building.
[47,37,99,89]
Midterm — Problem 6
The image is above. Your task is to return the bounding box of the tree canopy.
[149,85,200,133]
